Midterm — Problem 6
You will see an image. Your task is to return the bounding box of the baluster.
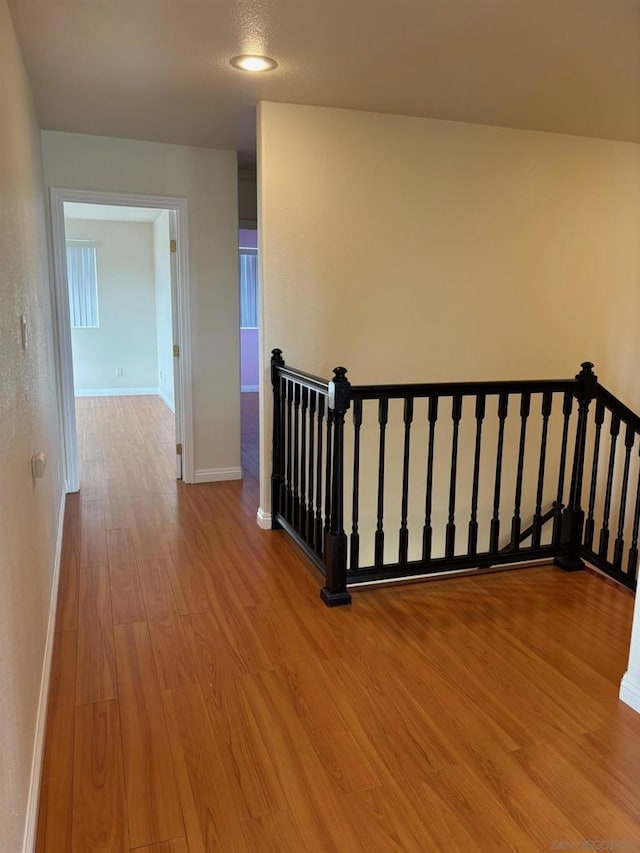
[374,397,389,568]
[584,399,605,549]
[598,412,621,558]
[552,390,573,545]
[315,396,325,555]
[398,397,414,565]
[324,409,334,536]
[350,398,363,572]
[299,387,308,536]
[422,396,438,562]
[321,367,352,607]
[285,379,294,523]
[270,349,285,528]
[627,444,640,581]
[445,395,463,559]
[510,392,531,550]
[467,394,486,556]
[532,391,553,547]
[556,363,597,571]
[306,391,316,544]
[489,393,509,553]
[292,384,301,531]
[613,424,635,569]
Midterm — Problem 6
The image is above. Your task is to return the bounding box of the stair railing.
[270,351,638,605]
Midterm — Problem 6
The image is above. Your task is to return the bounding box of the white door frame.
[49,187,195,490]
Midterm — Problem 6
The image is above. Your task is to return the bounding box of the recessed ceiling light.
[230,55,278,72]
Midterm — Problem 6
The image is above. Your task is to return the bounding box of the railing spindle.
[375,397,389,568]
[627,445,640,581]
[490,393,509,553]
[315,396,325,555]
[422,397,438,562]
[584,399,605,549]
[510,392,531,550]
[270,349,285,527]
[598,413,621,559]
[445,395,463,558]
[468,394,486,556]
[398,397,414,564]
[532,390,553,547]
[552,390,573,545]
[350,398,363,572]
[293,384,301,531]
[613,424,635,569]
[286,379,294,523]
[299,387,309,536]
[306,391,316,544]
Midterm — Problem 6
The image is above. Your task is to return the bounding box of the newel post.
[555,361,598,571]
[321,366,352,607]
[270,348,285,530]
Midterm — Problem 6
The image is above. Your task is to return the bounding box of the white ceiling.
[8,0,640,166]
[63,202,163,222]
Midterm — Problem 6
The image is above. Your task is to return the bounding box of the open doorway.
[239,228,259,484]
[63,202,179,491]
[50,189,193,492]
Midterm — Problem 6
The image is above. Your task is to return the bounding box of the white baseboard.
[194,467,243,484]
[74,387,158,397]
[620,671,640,714]
[22,490,66,853]
[241,385,259,392]
[256,507,272,529]
[158,388,175,413]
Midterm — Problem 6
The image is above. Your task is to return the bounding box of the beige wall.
[41,131,240,477]
[67,219,159,392]
[257,102,640,514]
[0,0,64,847]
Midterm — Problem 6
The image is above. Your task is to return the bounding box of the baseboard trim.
[256,507,272,529]
[194,467,243,484]
[158,389,175,413]
[22,490,66,853]
[620,671,640,714]
[74,387,158,397]
[241,385,259,392]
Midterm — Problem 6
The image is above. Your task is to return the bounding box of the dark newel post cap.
[578,361,595,376]
[333,366,348,383]
[575,360,597,400]
[271,348,284,363]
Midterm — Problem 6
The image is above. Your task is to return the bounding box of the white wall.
[41,132,240,479]
[257,102,640,513]
[0,1,64,848]
[67,219,159,392]
[153,211,175,411]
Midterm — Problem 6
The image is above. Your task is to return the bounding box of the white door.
[169,211,183,479]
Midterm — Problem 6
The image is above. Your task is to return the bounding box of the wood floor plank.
[72,700,129,852]
[76,565,117,705]
[36,631,77,852]
[78,499,108,568]
[107,528,146,624]
[114,621,184,848]
[56,530,79,633]
[240,810,311,853]
[163,683,249,852]
[131,841,188,853]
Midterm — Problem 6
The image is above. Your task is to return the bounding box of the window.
[66,242,99,328]
[239,248,258,328]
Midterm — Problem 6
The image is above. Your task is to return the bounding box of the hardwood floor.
[36,394,640,851]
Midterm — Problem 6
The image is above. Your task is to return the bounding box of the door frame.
[49,187,194,490]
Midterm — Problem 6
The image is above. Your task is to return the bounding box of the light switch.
[31,451,47,479]
[20,315,28,350]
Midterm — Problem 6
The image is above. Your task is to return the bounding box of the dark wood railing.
[270,351,638,605]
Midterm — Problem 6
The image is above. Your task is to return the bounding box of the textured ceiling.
[8,0,640,166]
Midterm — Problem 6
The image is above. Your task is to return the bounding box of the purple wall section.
[239,228,259,390]
[239,228,258,250]
[241,327,259,389]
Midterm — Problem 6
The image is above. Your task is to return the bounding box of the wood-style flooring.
[36,394,640,851]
